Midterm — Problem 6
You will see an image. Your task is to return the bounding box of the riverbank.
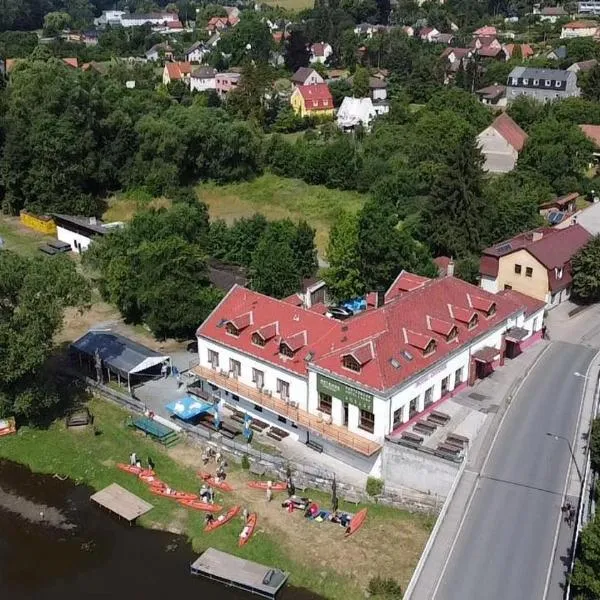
[0,398,432,599]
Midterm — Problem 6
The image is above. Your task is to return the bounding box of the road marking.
[541,350,599,600]
[430,343,551,599]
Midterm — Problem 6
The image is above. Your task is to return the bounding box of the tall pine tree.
[284,29,311,73]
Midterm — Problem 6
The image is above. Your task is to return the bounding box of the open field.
[197,173,367,254]
[261,0,314,10]
[0,398,432,599]
[0,216,55,257]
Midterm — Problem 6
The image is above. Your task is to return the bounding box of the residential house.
[561,20,599,38]
[568,59,598,73]
[547,45,568,60]
[419,27,440,42]
[53,214,124,254]
[473,25,497,37]
[94,11,178,28]
[83,31,99,46]
[163,20,184,32]
[290,83,334,117]
[337,97,377,131]
[215,72,241,97]
[477,45,507,60]
[479,225,591,306]
[62,57,79,68]
[185,41,207,63]
[291,67,324,86]
[579,124,600,159]
[506,66,580,102]
[539,193,579,223]
[193,270,544,455]
[347,74,389,114]
[539,6,568,22]
[470,36,501,50]
[354,23,389,37]
[162,61,193,86]
[402,25,415,37]
[433,33,454,44]
[310,42,333,64]
[190,66,217,92]
[475,84,507,107]
[477,113,528,173]
[579,0,600,14]
[441,47,472,67]
[146,43,173,61]
[81,61,108,75]
[503,43,534,60]
[206,16,229,33]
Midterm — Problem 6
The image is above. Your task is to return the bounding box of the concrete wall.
[56,225,93,253]
[496,249,549,301]
[382,442,460,498]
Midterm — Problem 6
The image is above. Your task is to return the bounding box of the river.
[0,460,314,600]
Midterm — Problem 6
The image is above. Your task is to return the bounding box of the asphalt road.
[433,341,596,600]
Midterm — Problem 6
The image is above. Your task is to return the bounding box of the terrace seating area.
[193,364,380,456]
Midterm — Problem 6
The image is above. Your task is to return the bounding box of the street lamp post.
[546,432,583,483]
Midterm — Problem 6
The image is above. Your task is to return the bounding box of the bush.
[368,576,402,599]
[366,476,384,497]
[241,454,250,470]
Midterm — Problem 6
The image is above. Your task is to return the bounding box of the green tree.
[219,15,272,64]
[590,417,600,473]
[572,236,600,304]
[0,251,90,421]
[323,211,365,301]
[352,66,370,98]
[284,28,311,72]
[226,62,271,123]
[250,221,302,298]
[292,220,318,278]
[43,11,72,36]
[421,133,488,257]
[329,78,352,107]
[570,512,600,599]
[581,64,600,102]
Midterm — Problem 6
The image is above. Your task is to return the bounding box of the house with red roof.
[561,20,599,38]
[473,25,497,37]
[476,113,528,173]
[162,61,193,86]
[310,42,333,64]
[193,270,544,456]
[290,83,334,117]
[479,224,591,306]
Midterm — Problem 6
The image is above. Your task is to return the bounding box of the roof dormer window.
[487,303,497,318]
[468,314,479,330]
[252,332,265,347]
[342,354,361,372]
[423,339,437,357]
[523,78,529,85]
[279,342,295,358]
[225,322,239,337]
[545,80,551,87]
[555,80,561,88]
[446,326,458,343]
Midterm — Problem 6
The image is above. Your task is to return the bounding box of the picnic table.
[129,416,180,447]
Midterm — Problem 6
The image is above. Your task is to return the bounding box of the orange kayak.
[178,498,222,513]
[149,485,197,501]
[117,463,148,476]
[247,481,287,491]
[345,508,367,538]
[198,471,234,492]
[239,513,257,546]
[205,505,240,531]
[138,471,159,483]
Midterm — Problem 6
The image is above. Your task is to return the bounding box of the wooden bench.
[306,439,323,453]
[270,427,289,439]
[428,410,451,425]
[250,419,269,432]
[267,429,284,442]
[437,442,461,455]
[447,433,469,446]
[414,420,436,435]
[443,438,465,451]
[401,431,424,445]
[230,413,245,424]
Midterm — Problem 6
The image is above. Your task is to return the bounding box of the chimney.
[89,216,97,225]
[447,258,455,277]
[376,289,385,308]
[532,231,543,242]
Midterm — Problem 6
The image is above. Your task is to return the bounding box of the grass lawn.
[0,216,55,257]
[0,398,432,599]
[197,173,367,254]
[261,0,314,10]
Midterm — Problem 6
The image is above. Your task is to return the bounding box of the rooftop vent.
[401,350,414,361]
[216,318,227,328]
[389,358,401,369]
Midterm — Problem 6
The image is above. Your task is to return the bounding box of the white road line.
[541,350,599,600]
[431,344,551,599]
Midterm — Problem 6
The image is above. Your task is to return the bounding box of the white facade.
[186,47,207,63]
[56,226,95,254]
[309,43,333,64]
[561,24,599,38]
[197,309,543,447]
[95,10,177,28]
[190,74,216,92]
[337,97,377,131]
[477,126,519,173]
[372,87,387,101]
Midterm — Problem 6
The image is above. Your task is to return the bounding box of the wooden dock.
[191,548,288,599]
[91,483,153,524]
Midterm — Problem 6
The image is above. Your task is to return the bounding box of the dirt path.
[167,445,430,590]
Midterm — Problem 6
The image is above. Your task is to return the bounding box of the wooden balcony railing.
[193,365,381,457]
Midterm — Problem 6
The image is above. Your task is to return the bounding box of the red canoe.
[117,463,147,476]
[239,513,257,546]
[198,472,234,492]
[149,485,198,502]
[344,508,367,538]
[247,481,287,491]
[205,505,240,532]
[138,471,160,483]
[178,498,222,513]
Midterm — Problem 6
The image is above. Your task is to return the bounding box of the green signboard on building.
[316,374,374,412]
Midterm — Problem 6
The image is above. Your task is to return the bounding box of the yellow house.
[290,83,334,118]
[479,225,591,307]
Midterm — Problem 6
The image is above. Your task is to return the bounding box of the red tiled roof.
[256,321,278,341]
[474,26,497,36]
[62,57,79,68]
[497,289,545,318]
[564,20,598,29]
[490,113,528,152]
[479,255,499,278]
[296,83,333,108]
[580,124,600,148]
[385,271,429,301]
[167,20,183,29]
[504,43,534,59]
[283,331,307,352]
[427,315,455,336]
[165,61,192,80]
[527,224,590,269]
[229,311,253,330]
[198,275,526,393]
[468,294,495,312]
[311,42,329,57]
[477,45,503,57]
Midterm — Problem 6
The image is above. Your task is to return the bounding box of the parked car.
[327,306,354,320]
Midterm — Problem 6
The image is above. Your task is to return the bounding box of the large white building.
[94,10,178,28]
[53,214,123,253]
[194,271,544,458]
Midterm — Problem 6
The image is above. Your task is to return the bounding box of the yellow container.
[19,210,57,235]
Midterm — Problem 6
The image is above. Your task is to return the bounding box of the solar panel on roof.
[495,243,512,254]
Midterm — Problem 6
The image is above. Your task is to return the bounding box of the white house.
[95,10,178,28]
[539,6,568,22]
[190,66,217,91]
[310,42,333,64]
[146,43,173,61]
[194,270,544,458]
[185,41,208,63]
[477,113,528,173]
[291,67,324,86]
[337,97,377,131]
[561,20,599,38]
[53,214,124,254]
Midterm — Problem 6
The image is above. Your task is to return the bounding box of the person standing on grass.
[266,481,273,502]
[148,456,155,471]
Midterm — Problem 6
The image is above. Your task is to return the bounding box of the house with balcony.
[479,225,591,306]
[506,66,580,102]
[194,271,544,460]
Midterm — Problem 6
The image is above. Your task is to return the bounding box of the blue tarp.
[166,396,215,420]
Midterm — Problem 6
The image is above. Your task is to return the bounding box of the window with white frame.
[424,386,434,407]
[208,349,219,368]
[229,358,241,378]
[454,367,463,387]
[276,378,290,400]
[555,80,561,88]
[359,409,375,433]
[251,368,264,388]
[393,407,402,428]
[545,80,551,87]
[441,376,450,396]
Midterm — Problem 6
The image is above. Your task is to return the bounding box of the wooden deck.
[91,483,153,523]
[193,365,380,456]
[191,548,288,598]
